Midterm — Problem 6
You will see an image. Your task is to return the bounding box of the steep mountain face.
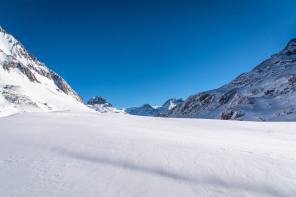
[87,96,123,113]
[0,26,86,117]
[166,39,296,121]
[125,98,183,116]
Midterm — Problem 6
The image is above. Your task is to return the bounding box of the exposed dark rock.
[221,109,245,120]
[87,96,112,107]
[3,62,40,83]
[1,85,39,108]
[264,90,275,96]
[51,72,83,103]
[165,38,296,121]
[218,89,236,105]
[1,25,84,109]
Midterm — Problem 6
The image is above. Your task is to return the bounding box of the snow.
[1,111,296,197]
[125,99,184,116]
[0,32,12,56]
[0,29,87,117]
[166,40,296,121]
[0,64,89,116]
[87,103,124,113]
[86,96,124,114]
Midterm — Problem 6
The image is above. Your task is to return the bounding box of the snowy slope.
[125,98,183,116]
[0,111,296,197]
[167,39,296,121]
[0,26,88,117]
[87,96,123,113]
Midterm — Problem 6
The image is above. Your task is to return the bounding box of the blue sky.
[1,0,296,108]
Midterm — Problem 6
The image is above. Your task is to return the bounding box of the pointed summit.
[284,39,296,51]
[87,96,123,113]
[87,96,111,106]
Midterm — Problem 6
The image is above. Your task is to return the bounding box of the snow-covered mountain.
[165,39,296,121]
[87,96,123,113]
[125,98,183,116]
[0,26,87,117]
[155,98,184,115]
[125,103,157,116]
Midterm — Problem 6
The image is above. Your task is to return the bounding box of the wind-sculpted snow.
[0,26,85,117]
[167,39,296,121]
[0,111,296,196]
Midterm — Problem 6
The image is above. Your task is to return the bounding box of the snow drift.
[0,111,295,196]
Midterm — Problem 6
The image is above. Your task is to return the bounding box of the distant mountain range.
[124,98,183,116]
[86,97,183,116]
[121,39,296,121]
[1,25,295,121]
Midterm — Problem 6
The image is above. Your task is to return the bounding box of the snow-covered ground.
[1,111,296,197]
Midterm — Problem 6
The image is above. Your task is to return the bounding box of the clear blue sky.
[1,0,296,108]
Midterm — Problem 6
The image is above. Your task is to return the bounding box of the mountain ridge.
[125,98,183,116]
[163,39,296,121]
[0,26,87,117]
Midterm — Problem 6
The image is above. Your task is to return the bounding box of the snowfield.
[1,111,296,197]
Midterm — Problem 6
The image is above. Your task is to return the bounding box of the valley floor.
[0,111,296,197]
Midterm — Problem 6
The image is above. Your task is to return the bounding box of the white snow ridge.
[0,26,89,117]
[1,26,296,197]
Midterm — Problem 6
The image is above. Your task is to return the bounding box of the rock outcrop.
[87,96,123,113]
[165,39,296,121]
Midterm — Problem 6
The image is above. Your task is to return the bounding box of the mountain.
[125,104,157,116]
[165,39,296,121]
[0,26,87,117]
[87,96,123,113]
[125,98,183,116]
[155,98,184,115]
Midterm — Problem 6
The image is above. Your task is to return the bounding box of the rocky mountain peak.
[86,96,123,113]
[284,39,296,51]
[141,104,154,108]
[87,96,111,106]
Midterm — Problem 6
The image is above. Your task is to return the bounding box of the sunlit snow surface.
[1,111,296,196]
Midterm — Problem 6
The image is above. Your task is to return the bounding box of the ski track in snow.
[0,111,296,197]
